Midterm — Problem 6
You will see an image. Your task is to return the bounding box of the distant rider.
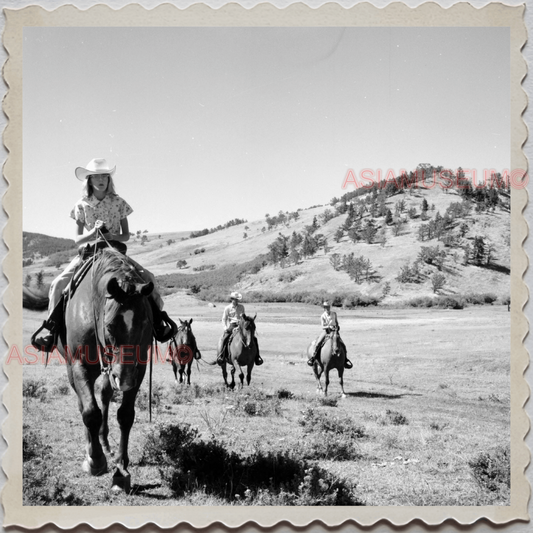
[216,291,263,366]
[307,301,353,368]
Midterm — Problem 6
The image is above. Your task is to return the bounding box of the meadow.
[21,295,511,506]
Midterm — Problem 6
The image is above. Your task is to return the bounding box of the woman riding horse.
[307,301,353,369]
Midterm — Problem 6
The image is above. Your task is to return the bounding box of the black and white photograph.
[2,1,530,529]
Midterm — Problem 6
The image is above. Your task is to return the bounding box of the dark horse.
[170,318,198,386]
[59,249,154,492]
[222,314,258,389]
[307,328,347,397]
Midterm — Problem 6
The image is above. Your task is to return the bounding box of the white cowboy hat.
[230,292,242,301]
[75,158,116,181]
[323,301,331,307]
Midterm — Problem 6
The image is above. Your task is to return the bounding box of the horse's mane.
[92,248,141,283]
[91,249,147,322]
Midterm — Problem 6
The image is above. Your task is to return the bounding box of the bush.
[141,422,363,505]
[464,292,498,305]
[23,378,48,401]
[469,446,510,492]
[277,388,294,400]
[298,408,366,461]
[383,409,408,426]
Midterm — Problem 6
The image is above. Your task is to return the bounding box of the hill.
[23,232,76,260]
[22,166,511,308]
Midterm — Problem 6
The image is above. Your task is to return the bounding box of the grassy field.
[22,296,510,506]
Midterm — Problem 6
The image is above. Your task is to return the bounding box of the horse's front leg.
[99,373,114,457]
[69,363,108,476]
[338,367,346,398]
[172,360,178,385]
[187,362,192,386]
[230,365,236,390]
[237,364,245,389]
[179,365,185,385]
[324,368,330,396]
[221,362,229,388]
[113,386,140,493]
[313,363,324,395]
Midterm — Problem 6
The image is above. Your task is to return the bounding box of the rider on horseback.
[31,158,178,351]
[216,292,263,366]
[307,301,353,369]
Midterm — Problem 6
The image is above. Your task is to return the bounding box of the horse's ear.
[139,282,154,297]
[253,313,257,320]
[190,318,193,324]
[107,277,127,301]
[179,319,184,325]
[242,313,247,320]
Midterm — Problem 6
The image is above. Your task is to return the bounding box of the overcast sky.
[23,27,510,239]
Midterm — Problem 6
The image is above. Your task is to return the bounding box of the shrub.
[379,409,408,426]
[469,446,510,492]
[464,292,498,305]
[298,408,366,461]
[23,378,48,401]
[277,388,294,400]
[141,422,363,505]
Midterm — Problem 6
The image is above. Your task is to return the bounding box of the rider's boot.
[31,319,57,352]
[307,344,321,367]
[150,300,178,343]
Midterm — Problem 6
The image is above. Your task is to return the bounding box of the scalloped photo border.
[2,2,529,529]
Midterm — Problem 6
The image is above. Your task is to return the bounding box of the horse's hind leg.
[99,373,114,457]
[246,365,252,386]
[324,370,330,396]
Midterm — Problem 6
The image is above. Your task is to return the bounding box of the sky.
[23,27,510,239]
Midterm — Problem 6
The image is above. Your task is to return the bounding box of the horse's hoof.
[111,468,131,493]
[82,456,108,476]
[341,393,347,399]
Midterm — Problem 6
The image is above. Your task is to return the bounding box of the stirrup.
[31,320,56,351]
[307,358,315,367]
[255,355,263,366]
[344,359,353,369]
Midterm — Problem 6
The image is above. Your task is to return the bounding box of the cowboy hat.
[322,301,331,307]
[75,158,116,181]
[230,292,242,301]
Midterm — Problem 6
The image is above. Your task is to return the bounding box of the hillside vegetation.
[23,165,511,308]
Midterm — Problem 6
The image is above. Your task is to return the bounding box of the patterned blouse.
[70,193,133,234]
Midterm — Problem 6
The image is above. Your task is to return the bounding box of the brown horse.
[59,249,154,492]
[170,318,198,386]
[307,328,347,397]
[222,314,258,389]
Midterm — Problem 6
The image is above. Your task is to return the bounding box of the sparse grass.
[21,304,510,507]
[23,378,48,401]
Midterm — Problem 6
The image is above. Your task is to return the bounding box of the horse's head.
[175,318,194,345]
[93,254,154,392]
[238,313,257,348]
